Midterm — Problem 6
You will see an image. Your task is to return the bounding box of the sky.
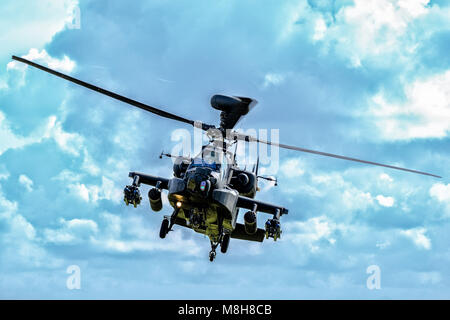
[0,0,449,299]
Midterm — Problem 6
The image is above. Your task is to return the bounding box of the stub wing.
[128,172,169,189]
[236,195,288,216]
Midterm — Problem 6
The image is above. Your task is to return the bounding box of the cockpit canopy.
[189,146,222,171]
[189,158,220,171]
[187,145,231,178]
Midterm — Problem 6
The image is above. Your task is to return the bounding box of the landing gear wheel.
[220,234,230,254]
[209,250,216,262]
[159,219,169,239]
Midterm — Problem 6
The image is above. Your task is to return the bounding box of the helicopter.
[12,55,441,262]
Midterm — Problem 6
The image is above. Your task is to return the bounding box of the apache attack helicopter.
[12,55,441,262]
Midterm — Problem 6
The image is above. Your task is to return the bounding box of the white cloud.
[282,0,450,73]
[0,0,79,59]
[294,171,378,214]
[376,194,395,207]
[376,240,391,249]
[69,183,90,202]
[3,211,37,241]
[96,231,201,256]
[4,48,76,90]
[0,111,83,157]
[0,185,61,268]
[342,189,373,211]
[313,17,327,41]
[331,0,431,64]
[280,158,305,177]
[0,189,33,240]
[278,1,310,41]
[7,48,76,74]
[44,218,98,244]
[52,169,82,183]
[68,176,123,205]
[370,70,450,140]
[379,173,394,183]
[400,227,431,250]
[262,73,286,88]
[18,174,34,192]
[0,112,40,155]
[344,0,429,33]
[430,183,450,203]
[100,212,122,237]
[81,149,100,175]
[43,116,84,156]
[285,216,343,252]
[0,169,9,181]
[88,213,202,256]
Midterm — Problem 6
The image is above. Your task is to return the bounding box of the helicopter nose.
[186,169,212,196]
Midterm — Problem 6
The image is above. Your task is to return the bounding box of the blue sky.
[0,0,449,299]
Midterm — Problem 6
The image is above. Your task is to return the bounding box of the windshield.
[189,158,220,171]
[188,146,229,173]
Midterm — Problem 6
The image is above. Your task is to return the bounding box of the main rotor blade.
[231,132,441,178]
[12,55,212,129]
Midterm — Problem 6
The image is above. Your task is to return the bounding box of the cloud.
[0,111,38,154]
[321,0,432,66]
[0,0,79,59]
[342,189,374,211]
[18,174,33,192]
[400,227,432,250]
[67,176,122,205]
[262,73,286,88]
[278,1,311,41]
[44,218,98,244]
[1,0,449,299]
[376,195,395,207]
[42,212,202,256]
[280,158,305,177]
[429,183,450,217]
[4,48,76,90]
[285,216,343,252]
[379,173,394,183]
[0,182,61,268]
[95,230,201,256]
[313,17,327,41]
[43,116,84,156]
[7,48,76,73]
[376,240,391,249]
[370,70,450,140]
[0,111,85,157]
[51,169,82,183]
[429,183,450,203]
